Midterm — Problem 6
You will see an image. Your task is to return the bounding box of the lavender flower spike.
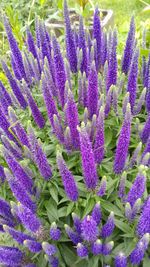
[94,106,105,164]
[57,151,78,201]
[91,202,102,225]
[72,213,81,234]
[87,61,98,119]
[81,215,98,242]
[24,240,42,253]
[3,15,26,81]
[22,80,45,129]
[64,0,77,73]
[50,222,61,241]
[102,241,114,255]
[77,243,88,258]
[93,8,102,71]
[78,16,88,75]
[118,171,127,199]
[42,242,57,256]
[53,36,66,108]
[0,165,6,182]
[101,212,115,238]
[137,196,150,236]
[17,203,41,233]
[3,225,35,244]
[78,122,98,189]
[140,114,150,144]
[114,103,132,174]
[65,90,80,149]
[115,252,127,267]
[130,233,150,265]
[126,167,146,207]
[97,176,107,197]
[129,142,142,168]
[127,48,139,112]
[28,123,52,180]
[0,198,14,221]
[91,239,102,255]
[0,81,12,106]
[0,246,23,266]
[5,168,36,212]
[134,87,146,115]
[122,16,135,74]
[65,224,82,245]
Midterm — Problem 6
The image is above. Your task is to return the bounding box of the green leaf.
[143,256,150,267]
[101,200,124,217]
[115,219,133,233]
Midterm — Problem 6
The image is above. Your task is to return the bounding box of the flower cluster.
[0,0,150,266]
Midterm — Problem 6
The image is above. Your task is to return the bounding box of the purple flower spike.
[102,241,114,255]
[0,198,14,221]
[28,124,52,180]
[8,107,30,148]
[106,29,118,92]
[131,198,141,220]
[101,32,107,67]
[137,196,150,236]
[11,53,22,80]
[91,239,102,255]
[24,264,37,267]
[94,106,105,164]
[97,176,107,197]
[125,202,132,221]
[42,242,57,256]
[115,252,127,267]
[0,165,6,182]
[1,135,22,160]
[17,204,41,233]
[77,243,88,258]
[53,36,66,108]
[87,61,98,119]
[127,48,139,112]
[0,81,12,107]
[104,86,113,117]
[93,8,102,71]
[129,142,142,168]
[141,137,150,166]
[81,215,98,242]
[118,172,127,199]
[5,168,36,212]
[140,114,150,144]
[65,90,80,149]
[126,168,146,207]
[23,81,45,128]
[134,87,146,115]
[122,16,135,75]
[3,225,34,244]
[0,108,16,142]
[50,222,61,241]
[48,256,59,267]
[78,123,98,189]
[114,103,132,174]
[24,240,42,253]
[101,212,115,238]
[78,16,88,75]
[26,28,40,73]
[3,148,33,193]
[91,202,102,225]
[0,246,23,266]
[130,234,150,265]
[64,0,77,73]
[65,224,82,245]
[3,15,26,81]
[146,69,150,113]
[57,151,78,201]
[72,213,82,235]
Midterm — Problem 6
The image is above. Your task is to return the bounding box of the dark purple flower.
[140,114,150,144]
[17,204,41,233]
[57,152,78,201]
[94,106,105,164]
[52,36,66,108]
[0,165,6,182]
[131,198,141,220]
[115,252,127,267]
[93,8,102,70]
[127,48,139,112]
[97,176,107,197]
[91,239,102,255]
[0,198,14,221]
[3,15,26,81]
[11,53,22,80]
[118,172,127,199]
[72,213,81,235]
[122,16,135,74]
[130,234,149,265]
[101,212,115,238]
[81,215,98,242]
[0,245,23,266]
[91,202,102,225]
[77,243,88,258]
[134,87,146,115]
[87,61,98,119]
[0,108,16,142]
[28,124,52,180]
[5,169,36,212]
[126,170,146,207]
[42,242,57,256]
[125,202,132,221]
[78,123,98,189]
[114,103,132,174]
[53,114,64,144]
[64,0,77,73]
[24,239,42,253]
[48,256,59,267]
[65,90,80,149]
[0,81,12,107]
[50,222,61,241]
[3,225,34,244]
[78,16,88,75]
[146,68,150,113]
[104,86,113,117]
[102,241,114,255]
[26,28,40,74]
[1,135,22,160]
[65,224,82,245]
[129,142,142,168]
[101,32,107,67]
[23,81,45,128]
[141,137,150,166]
[137,197,150,236]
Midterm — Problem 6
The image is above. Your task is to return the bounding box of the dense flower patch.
[0,0,150,266]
